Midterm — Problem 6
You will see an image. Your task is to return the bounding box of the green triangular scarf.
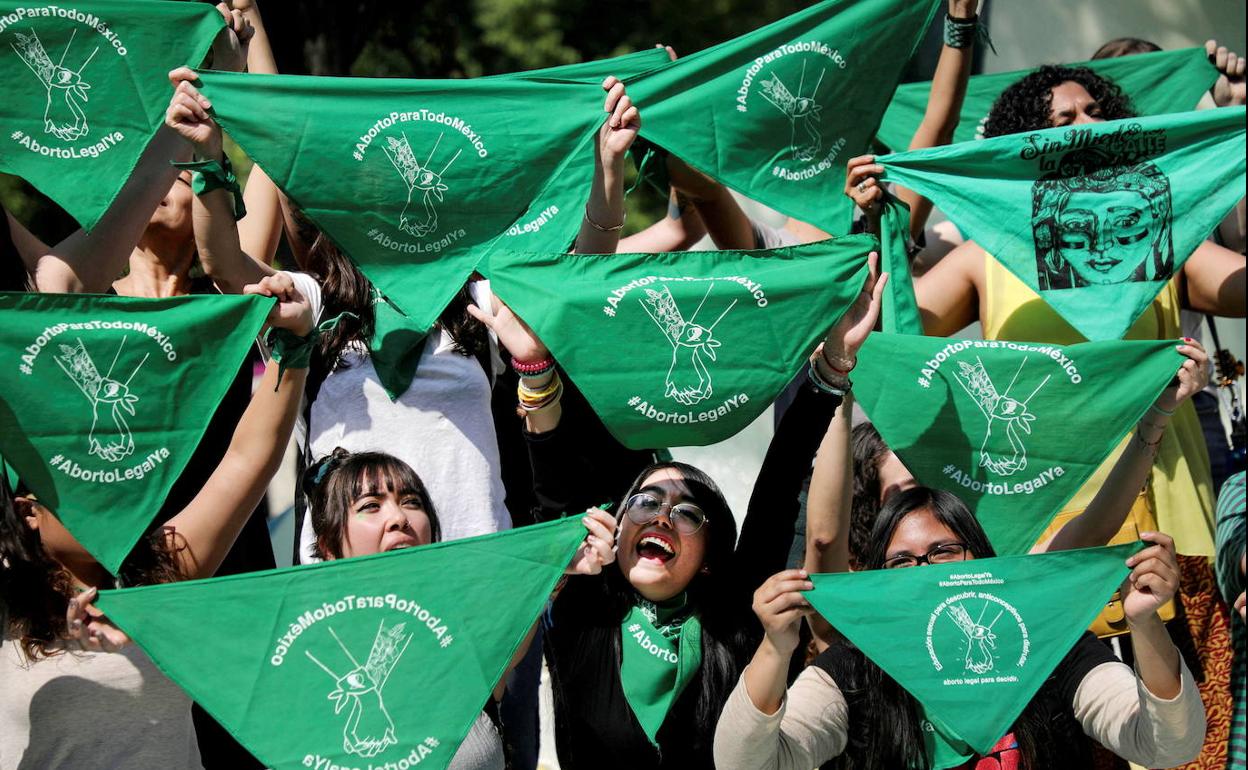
[369,291,428,401]
[487,46,672,257]
[195,70,606,335]
[877,107,1246,341]
[96,516,587,770]
[488,235,874,449]
[625,0,940,236]
[877,47,1219,151]
[0,291,272,573]
[619,597,703,746]
[804,542,1144,756]
[0,0,223,229]
[853,333,1182,555]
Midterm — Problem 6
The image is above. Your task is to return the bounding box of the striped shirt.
[1215,471,1246,770]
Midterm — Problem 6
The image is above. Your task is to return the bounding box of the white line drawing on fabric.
[54,337,145,463]
[758,59,826,163]
[383,131,460,239]
[953,356,1049,476]
[306,620,413,758]
[945,600,1002,675]
[639,282,737,406]
[11,27,97,141]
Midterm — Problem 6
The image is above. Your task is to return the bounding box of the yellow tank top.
[983,253,1214,556]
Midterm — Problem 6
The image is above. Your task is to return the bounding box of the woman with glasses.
[712,485,1206,770]
[466,245,887,768]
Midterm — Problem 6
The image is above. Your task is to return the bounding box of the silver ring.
[857,181,867,193]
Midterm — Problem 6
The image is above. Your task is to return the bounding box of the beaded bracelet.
[512,355,555,377]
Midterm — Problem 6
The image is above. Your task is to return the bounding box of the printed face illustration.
[1054,188,1157,285]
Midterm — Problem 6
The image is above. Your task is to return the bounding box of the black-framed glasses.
[623,492,708,535]
[883,542,968,570]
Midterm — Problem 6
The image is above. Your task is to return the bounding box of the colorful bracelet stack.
[808,346,853,397]
[518,370,563,412]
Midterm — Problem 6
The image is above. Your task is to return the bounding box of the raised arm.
[667,154,756,251]
[804,392,853,577]
[231,0,284,266]
[161,273,311,579]
[1042,340,1208,552]
[894,0,981,238]
[572,76,640,254]
[166,67,275,293]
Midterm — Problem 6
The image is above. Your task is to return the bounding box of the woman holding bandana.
[467,232,887,766]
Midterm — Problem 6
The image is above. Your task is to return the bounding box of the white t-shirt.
[287,272,511,563]
[0,641,202,770]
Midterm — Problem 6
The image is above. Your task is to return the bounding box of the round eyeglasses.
[623,492,708,535]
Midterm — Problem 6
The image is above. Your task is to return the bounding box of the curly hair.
[1,477,187,661]
[983,65,1137,139]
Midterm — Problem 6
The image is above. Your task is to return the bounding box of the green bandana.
[626,0,940,235]
[878,107,1247,341]
[196,52,664,336]
[879,196,924,334]
[619,596,703,746]
[491,46,672,257]
[0,291,272,573]
[853,333,1182,555]
[488,236,874,449]
[877,47,1219,151]
[804,542,1144,756]
[95,515,588,770]
[0,1,223,229]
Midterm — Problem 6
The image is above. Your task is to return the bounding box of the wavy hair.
[983,65,1136,139]
[1,476,186,660]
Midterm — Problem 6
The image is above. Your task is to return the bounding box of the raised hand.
[1154,337,1210,413]
[822,250,888,367]
[565,509,618,576]
[844,154,884,216]
[211,2,254,73]
[599,76,641,164]
[66,587,130,652]
[465,292,549,364]
[166,68,222,160]
[751,569,816,656]
[1122,532,1180,624]
[244,273,313,336]
[1207,39,1246,107]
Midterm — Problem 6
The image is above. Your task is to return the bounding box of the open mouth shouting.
[637,531,678,564]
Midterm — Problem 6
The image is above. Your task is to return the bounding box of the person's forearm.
[238,0,277,75]
[1127,614,1182,700]
[805,393,853,574]
[32,127,188,293]
[743,641,793,715]
[898,5,975,238]
[692,188,756,251]
[522,370,562,434]
[1044,416,1165,552]
[616,190,706,253]
[574,149,625,254]
[169,359,305,579]
[193,178,274,294]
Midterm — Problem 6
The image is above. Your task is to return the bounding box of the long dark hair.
[982,64,1136,139]
[563,460,756,749]
[304,448,442,559]
[849,422,891,566]
[0,475,185,660]
[822,487,1053,769]
[293,211,488,379]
